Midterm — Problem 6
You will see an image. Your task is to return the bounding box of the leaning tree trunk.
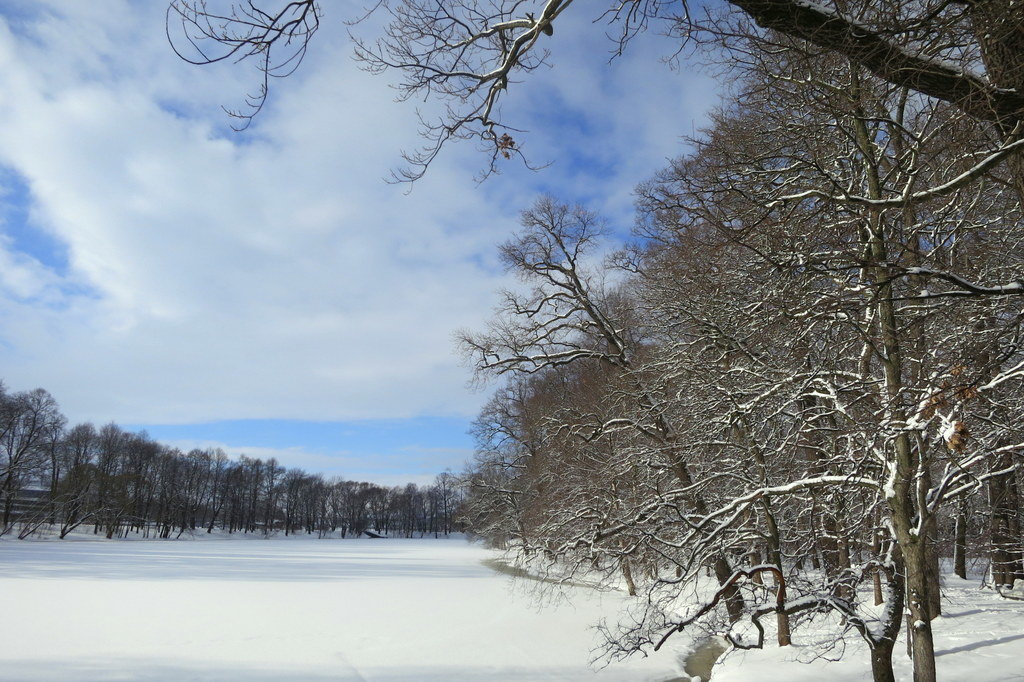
[870,550,906,682]
[666,443,746,623]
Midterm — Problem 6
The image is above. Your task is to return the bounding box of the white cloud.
[0,2,719,428]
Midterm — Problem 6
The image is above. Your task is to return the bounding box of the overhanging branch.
[729,0,1024,124]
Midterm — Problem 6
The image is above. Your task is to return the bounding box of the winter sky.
[0,1,717,485]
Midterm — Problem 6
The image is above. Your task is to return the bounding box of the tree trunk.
[925,507,942,617]
[870,638,898,682]
[621,558,637,596]
[667,449,746,623]
[1007,467,1024,583]
[712,556,745,624]
[953,505,968,580]
[872,548,906,682]
[989,461,1022,586]
[851,89,938,680]
[905,542,938,682]
[873,533,885,605]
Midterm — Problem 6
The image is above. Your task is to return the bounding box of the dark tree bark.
[730,0,1024,125]
[953,502,968,580]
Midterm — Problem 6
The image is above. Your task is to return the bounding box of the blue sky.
[0,2,717,485]
[127,417,475,485]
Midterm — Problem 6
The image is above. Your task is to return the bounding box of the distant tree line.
[0,381,463,540]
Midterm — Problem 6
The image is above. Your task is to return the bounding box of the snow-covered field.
[0,535,683,681]
[2,534,1023,681]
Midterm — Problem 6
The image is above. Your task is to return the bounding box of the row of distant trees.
[0,382,462,540]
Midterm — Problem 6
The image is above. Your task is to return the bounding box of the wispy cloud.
[0,2,718,443]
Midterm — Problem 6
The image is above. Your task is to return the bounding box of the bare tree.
[0,388,64,532]
[169,1,1024,185]
[167,0,321,129]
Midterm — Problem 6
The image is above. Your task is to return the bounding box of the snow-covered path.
[0,536,682,681]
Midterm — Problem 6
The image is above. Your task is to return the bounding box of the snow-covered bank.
[712,573,1024,682]
[0,537,685,681]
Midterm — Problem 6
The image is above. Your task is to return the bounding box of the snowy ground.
[713,572,1024,682]
[0,534,685,681]
[2,534,1022,681]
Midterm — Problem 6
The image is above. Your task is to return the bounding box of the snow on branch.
[353,0,573,180]
[730,0,1024,125]
[653,564,788,651]
[768,131,1024,210]
[888,267,1024,300]
[589,473,878,547]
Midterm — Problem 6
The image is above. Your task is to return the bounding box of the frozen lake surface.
[4,535,1022,681]
[0,536,683,681]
